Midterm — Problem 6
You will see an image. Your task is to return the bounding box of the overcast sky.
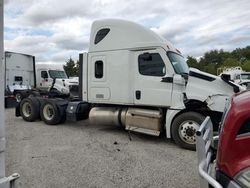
[4,0,250,63]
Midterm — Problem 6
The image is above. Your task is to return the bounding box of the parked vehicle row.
[4,52,79,107]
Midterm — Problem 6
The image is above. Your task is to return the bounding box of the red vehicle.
[197,90,250,188]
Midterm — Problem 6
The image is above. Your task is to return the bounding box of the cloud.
[52,33,88,50]
[4,0,250,63]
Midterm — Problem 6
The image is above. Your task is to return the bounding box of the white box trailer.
[4,51,35,106]
[16,19,243,150]
[5,51,35,91]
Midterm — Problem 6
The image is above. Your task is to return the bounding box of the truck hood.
[53,78,79,94]
[186,68,245,112]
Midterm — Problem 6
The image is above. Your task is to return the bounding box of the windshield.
[167,51,189,75]
[48,70,68,79]
[241,74,250,80]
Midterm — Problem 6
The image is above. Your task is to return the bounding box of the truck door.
[37,69,52,90]
[133,48,174,107]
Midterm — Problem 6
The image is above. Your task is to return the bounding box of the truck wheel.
[20,97,40,122]
[40,101,62,125]
[171,112,205,150]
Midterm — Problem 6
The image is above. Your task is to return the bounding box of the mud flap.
[56,99,69,123]
[15,102,21,117]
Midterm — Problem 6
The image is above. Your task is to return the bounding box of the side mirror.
[161,74,185,85]
[62,79,66,86]
[173,74,185,85]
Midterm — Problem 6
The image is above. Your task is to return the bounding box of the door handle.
[161,77,173,83]
[136,90,141,100]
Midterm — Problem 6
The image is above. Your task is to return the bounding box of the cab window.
[41,71,48,79]
[95,61,103,78]
[14,76,23,82]
[94,28,110,44]
[138,53,165,77]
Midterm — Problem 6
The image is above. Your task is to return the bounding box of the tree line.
[187,46,250,75]
[63,46,250,77]
[63,57,80,77]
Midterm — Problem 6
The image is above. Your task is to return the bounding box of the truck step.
[125,126,160,136]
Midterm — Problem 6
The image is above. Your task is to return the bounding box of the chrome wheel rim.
[179,120,200,145]
[22,102,32,117]
[43,104,55,121]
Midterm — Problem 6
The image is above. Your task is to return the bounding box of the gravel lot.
[5,108,199,188]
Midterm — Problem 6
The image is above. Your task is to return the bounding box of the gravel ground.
[5,108,199,188]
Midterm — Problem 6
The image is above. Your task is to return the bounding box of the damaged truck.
[16,19,243,150]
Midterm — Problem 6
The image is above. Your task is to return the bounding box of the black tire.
[171,112,205,150]
[20,97,40,122]
[40,101,62,125]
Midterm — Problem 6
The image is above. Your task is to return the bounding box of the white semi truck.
[4,54,79,106]
[35,63,79,97]
[16,19,243,150]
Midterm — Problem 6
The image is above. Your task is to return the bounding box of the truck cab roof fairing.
[88,19,176,52]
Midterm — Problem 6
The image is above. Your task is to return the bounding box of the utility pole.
[0,0,19,187]
[0,0,5,180]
